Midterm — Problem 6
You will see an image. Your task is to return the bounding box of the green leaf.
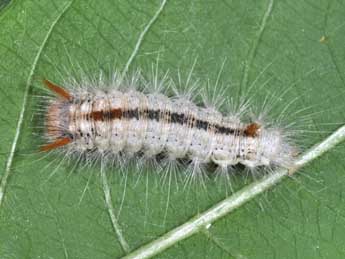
[1,0,345,258]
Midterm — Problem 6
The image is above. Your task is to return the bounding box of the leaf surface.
[1,1,345,258]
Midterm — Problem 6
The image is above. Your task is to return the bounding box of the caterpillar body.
[41,76,296,172]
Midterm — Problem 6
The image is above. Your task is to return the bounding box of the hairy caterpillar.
[40,73,297,174]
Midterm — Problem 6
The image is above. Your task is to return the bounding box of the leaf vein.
[0,0,73,208]
[122,0,168,76]
[240,0,274,91]
[122,125,345,259]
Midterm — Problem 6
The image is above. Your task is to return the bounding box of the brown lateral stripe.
[87,108,259,137]
[90,108,122,121]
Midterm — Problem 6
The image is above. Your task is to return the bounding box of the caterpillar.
[39,73,297,174]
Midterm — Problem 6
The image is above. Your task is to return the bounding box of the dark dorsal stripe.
[123,108,139,120]
[88,108,259,137]
[148,110,160,121]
